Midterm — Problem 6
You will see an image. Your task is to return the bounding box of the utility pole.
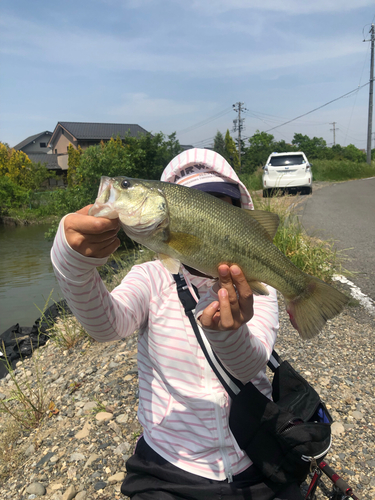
[364,24,374,165]
[329,122,338,146]
[233,102,247,173]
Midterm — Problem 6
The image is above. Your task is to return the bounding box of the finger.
[230,265,254,321]
[217,288,236,330]
[88,238,121,258]
[218,265,241,317]
[66,212,120,235]
[77,227,120,244]
[199,301,220,329]
[77,236,121,258]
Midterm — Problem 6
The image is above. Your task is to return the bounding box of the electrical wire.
[176,108,233,136]
[262,83,369,133]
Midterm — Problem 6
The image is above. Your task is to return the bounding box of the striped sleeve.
[194,286,279,384]
[50,217,150,342]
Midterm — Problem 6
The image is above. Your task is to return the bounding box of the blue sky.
[1,0,375,151]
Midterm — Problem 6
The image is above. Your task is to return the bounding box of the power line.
[262,83,369,133]
[176,108,232,136]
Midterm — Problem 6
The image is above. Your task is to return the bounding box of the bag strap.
[173,273,280,399]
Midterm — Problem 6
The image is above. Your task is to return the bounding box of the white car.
[262,151,312,197]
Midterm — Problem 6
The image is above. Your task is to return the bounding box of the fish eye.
[121,179,131,189]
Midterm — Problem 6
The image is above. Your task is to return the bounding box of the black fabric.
[173,273,332,485]
[0,300,71,378]
[229,362,332,484]
[121,437,304,500]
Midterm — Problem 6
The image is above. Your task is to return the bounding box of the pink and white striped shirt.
[51,148,279,481]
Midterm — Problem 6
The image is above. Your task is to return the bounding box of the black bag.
[174,273,332,484]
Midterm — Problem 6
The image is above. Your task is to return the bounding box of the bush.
[311,159,375,182]
[0,177,31,215]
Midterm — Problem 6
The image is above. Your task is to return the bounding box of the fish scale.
[89,176,349,340]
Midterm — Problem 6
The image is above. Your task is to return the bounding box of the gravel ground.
[0,289,374,500]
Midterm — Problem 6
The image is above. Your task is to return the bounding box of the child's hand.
[64,205,120,258]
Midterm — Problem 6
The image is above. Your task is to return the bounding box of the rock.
[62,484,76,500]
[83,453,100,469]
[114,442,131,455]
[75,492,87,500]
[25,444,36,456]
[25,482,46,496]
[95,411,113,422]
[94,481,107,490]
[116,413,129,425]
[331,421,345,436]
[69,452,85,462]
[75,420,92,439]
[83,401,97,413]
[108,471,126,483]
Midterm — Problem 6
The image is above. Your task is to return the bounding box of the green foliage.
[311,159,375,181]
[253,195,342,282]
[0,176,31,215]
[224,130,240,172]
[291,133,327,159]
[213,131,226,158]
[242,130,277,174]
[0,143,52,190]
[67,144,83,187]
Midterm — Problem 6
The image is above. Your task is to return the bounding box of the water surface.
[0,223,62,333]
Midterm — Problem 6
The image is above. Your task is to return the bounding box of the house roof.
[27,153,60,170]
[13,131,52,151]
[51,122,150,143]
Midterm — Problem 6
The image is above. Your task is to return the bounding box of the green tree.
[341,144,366,163]
[291,134,327,159]
[213,131,226,158]
[224,130,240,172]
[67,144,83,187]
[0,142,52,190]
[242,130,276,174]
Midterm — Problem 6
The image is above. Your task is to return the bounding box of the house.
[13,131,53,154]
[48,121,150,170]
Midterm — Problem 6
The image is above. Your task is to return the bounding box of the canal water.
[0,223,62,334]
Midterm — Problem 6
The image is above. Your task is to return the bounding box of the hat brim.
[193,182,241,200]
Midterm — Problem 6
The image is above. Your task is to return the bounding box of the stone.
[25,482,46,496]
[116,413,129,424]
[108,471,126,483]
[69,452,85,462]
[94,481,107,490]
[95,411,113,422]
[75,492,87,500]
[83,453,100,469]
[62,484,76,500]
[75,420,92,439]
[331,421,345,436]
[83,401,97,413]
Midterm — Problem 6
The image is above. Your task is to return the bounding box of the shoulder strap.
[173,273,281,398]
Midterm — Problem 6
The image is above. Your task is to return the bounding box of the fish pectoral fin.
[246,210,280,241]
[158,253,181,274]
[167,232,203,255]
[248,281,269,296]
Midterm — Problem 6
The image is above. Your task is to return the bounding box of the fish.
[89,176,349,340]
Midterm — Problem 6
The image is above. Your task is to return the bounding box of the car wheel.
[305,186,312,195]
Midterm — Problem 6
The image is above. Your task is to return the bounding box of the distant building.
[48,121,150,170]
[13,131,53,154]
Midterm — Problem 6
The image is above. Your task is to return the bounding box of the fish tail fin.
[285,277,349,339]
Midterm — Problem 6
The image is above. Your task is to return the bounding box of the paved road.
[299,177,375,302]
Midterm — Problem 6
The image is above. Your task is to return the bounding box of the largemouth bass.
[89,176,348,339]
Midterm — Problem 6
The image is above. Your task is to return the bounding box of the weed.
[45,303,90,350]
[252,193,344,282]
[0,342,48,430]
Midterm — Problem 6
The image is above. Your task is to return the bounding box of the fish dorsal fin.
[246,209,279,241]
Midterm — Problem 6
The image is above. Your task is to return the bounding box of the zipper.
[214,395,234,482]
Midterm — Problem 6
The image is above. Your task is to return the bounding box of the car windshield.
[269,155,305,166]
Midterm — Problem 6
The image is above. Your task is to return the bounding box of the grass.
[311,159,375,182]
[252,192,344,282]
[0,342,48,431]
